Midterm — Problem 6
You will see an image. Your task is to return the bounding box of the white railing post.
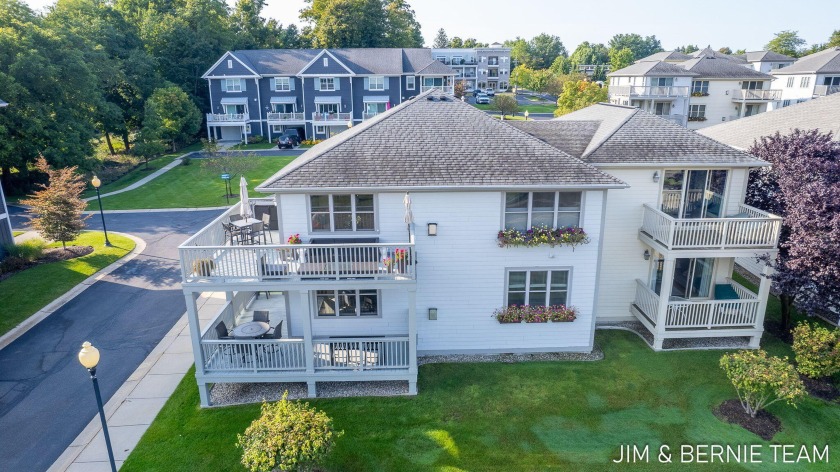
[299,291,315,392]
[408,288,418,394]
[654,257,676,350]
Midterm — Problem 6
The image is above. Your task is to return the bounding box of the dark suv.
[277,130,301,149]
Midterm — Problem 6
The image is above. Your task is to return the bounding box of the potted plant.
[493,305,524,323]
[192,258,215,277]
[287,233,302,244]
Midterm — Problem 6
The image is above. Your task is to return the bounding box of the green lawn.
[474,103,557,114]
[89,156,296,210]
[230,142,278,151]
[123,327,840,471]
[12,231,23,237]
[0,231,134,336]
[488,114,527,121]
[81,143,203,200]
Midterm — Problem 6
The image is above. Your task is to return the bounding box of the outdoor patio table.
[230,217,260,228]
[231,321,270,339]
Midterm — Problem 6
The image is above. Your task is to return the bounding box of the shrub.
[238,393,341,472]
[792,322,840,379]
[3,239,46,261]
[181,155,192,166]
[191,259,215,276]
[300,139,323,146]
[720,350,805,418]
[248,135,266,144]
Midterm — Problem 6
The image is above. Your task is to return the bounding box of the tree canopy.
[765,30,807,57]
[555,80,607,116]
[607,33,663,61]
[301,0,423,48]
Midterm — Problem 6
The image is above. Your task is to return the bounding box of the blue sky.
[23,0,839,52]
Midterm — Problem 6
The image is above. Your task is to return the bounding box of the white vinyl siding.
[689,104,706,118]
[786,77,795,87]
[503,192,582,231]
[310,194,375,232]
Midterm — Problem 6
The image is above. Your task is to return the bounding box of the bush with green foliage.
[247,135,266,144]
[3,239,46,261]
[237,393,341,472]
[720,350,805,417]
[792,322,840,379]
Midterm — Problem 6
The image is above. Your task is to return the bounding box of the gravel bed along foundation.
[662,336,751,350]
[209,381,409,406]
[418,347,603,365]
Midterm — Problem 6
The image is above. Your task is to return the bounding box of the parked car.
[484,88,496,97]
[277,135,296,149]
[475,93,490,104]
[280,129,301,146]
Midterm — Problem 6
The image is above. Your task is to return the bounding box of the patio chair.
[229,215,244,223]
[248,222,266,245]
[261,213,274,242]
[253,310,270,323]
[215,321,233,339]
[214,322,247,364]
[261,320,283,340]
[222,222,243,245]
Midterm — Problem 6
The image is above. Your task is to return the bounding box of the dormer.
[298,50,354,76]
[202,51,259,79]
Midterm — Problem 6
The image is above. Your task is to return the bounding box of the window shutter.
[315,78,321,91]
[289,78,295,91]
[240,79,247,91]
[364,77,369,90]
[384,77,389,90]
[334,78,340,91]
[270,78,276,91]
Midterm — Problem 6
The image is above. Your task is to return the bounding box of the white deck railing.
[814,85,840,96]
[207,113,248,122]
[421,85,455,94]
[634,278,761,330]
[609,85,690,98]
[313,337,411,370]
[641,203,781,250]
[730,89,781,101]
[311,112,352,122]
[267,112,305,122]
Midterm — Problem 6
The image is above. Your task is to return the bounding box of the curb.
[82,207,229,214]
[0,232,147,351]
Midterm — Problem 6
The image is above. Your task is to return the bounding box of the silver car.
[475,93,490,104]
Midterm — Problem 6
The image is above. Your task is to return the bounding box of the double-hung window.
[689,104,706,118]
[691,81,709,95]
[319,77,335,91]
[406,76,416,90]
[506,270,569,307]
[369,76,385,91]
[316,289,379,317]
[224,78,242,92]
[310,194,375,231]
[651,77,674,87]
[504,192,581,231]
[275,77,291,91]
[786,77,795,87]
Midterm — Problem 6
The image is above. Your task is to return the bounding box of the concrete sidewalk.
[83,156,184,202]
[49,292,226,472]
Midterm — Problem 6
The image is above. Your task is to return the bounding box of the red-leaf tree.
[746,129,840,331]
[21,156,88,250]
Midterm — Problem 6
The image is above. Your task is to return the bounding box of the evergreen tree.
[432,28,448,48]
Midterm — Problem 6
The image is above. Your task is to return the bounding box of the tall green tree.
[302,0,386,48]
[674,44,699,53]
[528,33,566,69]
[432,28,448,48]
[608,33,662,60]
[765,30,807,57]
[609,47,635,72]
[449,36,463,48]
[462,38,486,48]
[828,30,840,48]
[718,46,733,55]
[142,86,201,152]
[382,0,423,47]
[505,37,531,69]
[568,42,610,67]
[555,80,607,116]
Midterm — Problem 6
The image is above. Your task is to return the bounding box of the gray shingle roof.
[506,121,599,159]
[743,50,796,63]
[772,46,840,75]
[231,48,454,76]
[257,92,626,191]
[415,60,456,75]
[638,51,693,62]
[691,47,748,63]
[554,104,765,165]
[697,93,840,149]
[678,55,774,80]
[608,60,697,77]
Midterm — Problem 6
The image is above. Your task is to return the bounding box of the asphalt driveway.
[0,207,219,472]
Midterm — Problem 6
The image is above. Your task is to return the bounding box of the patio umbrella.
[239,176,252,219]
[403,193,413,241]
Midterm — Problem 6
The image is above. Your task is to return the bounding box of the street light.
[524,110,529,120]
[91,176,112,247]
[78,342,117,472]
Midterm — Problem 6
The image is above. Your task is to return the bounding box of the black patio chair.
[253,310,270,323]
[222,222,243,245]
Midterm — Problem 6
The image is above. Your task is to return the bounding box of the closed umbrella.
[403,193,413,241]
[239,176,252,219]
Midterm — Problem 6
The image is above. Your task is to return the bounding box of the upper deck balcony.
[206,113,248,124]
[311,112,353,124]
[609,85,690,99]
[179,202,415,287]
[640,203,781,252]
[814,85,840,97]
[730,89,782,101]
[267,112,305,124]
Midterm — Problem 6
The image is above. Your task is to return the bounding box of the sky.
[21,0,839,52]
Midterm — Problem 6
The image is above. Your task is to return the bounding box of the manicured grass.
[81,143,203,199]
[0,231,134,336]
[12,231,23,237]
[90,156,296,210]
[230,142,278,150]
[488,115,527,121]
[123,325,839,471]
[474,103,557,114]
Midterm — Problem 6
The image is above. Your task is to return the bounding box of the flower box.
[497,226,590,249]
[493,305,578,324]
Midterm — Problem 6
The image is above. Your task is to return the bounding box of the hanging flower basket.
[497,226,590,249]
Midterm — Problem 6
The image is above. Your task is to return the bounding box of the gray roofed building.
[678,55,774,80]
[258,92,626,191]
[691,47,747,63]
[740,50,796,63]
[771,46,840,75]
[608,60,697,77]
[552,104,764,165]
[506,121,600,159]
[698,93,840,149]
[637,51,693,63]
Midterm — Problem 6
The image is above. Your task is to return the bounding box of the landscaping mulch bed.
[0,245,93,282]
[801,375,840,402]
[764,320,793,344]
[713,399,781,440]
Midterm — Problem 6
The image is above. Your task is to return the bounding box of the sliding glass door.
[650,256,714,299]
[660,169,728,219]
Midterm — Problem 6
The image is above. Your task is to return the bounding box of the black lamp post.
[91,176,111,247]
[78,342,117,472]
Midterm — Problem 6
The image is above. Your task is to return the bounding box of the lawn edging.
[0,231,145,351]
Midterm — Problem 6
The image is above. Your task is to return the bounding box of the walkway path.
[82,157,184,202]
[0,207,220,472]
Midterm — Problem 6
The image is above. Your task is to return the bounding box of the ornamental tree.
[555,80,608,116]
[21,157,89,250]
[237,393,341,472]
[492,95,519,119]
[720,350,805,418]
[746,130,840,330]
[791,322,840,379]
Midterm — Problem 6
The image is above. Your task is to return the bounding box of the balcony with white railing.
[206,113,248,123]
[609,85,690,99]
[632,278,761,332]
[421,85,455,94]
[267,112,305,123]
[311,112,352,124]
[730,89,782,101]
[179,202,416,286]
[362,112,381,121]
[814,85,840,96]
[640,203,781,251]
[657,114,686,126]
